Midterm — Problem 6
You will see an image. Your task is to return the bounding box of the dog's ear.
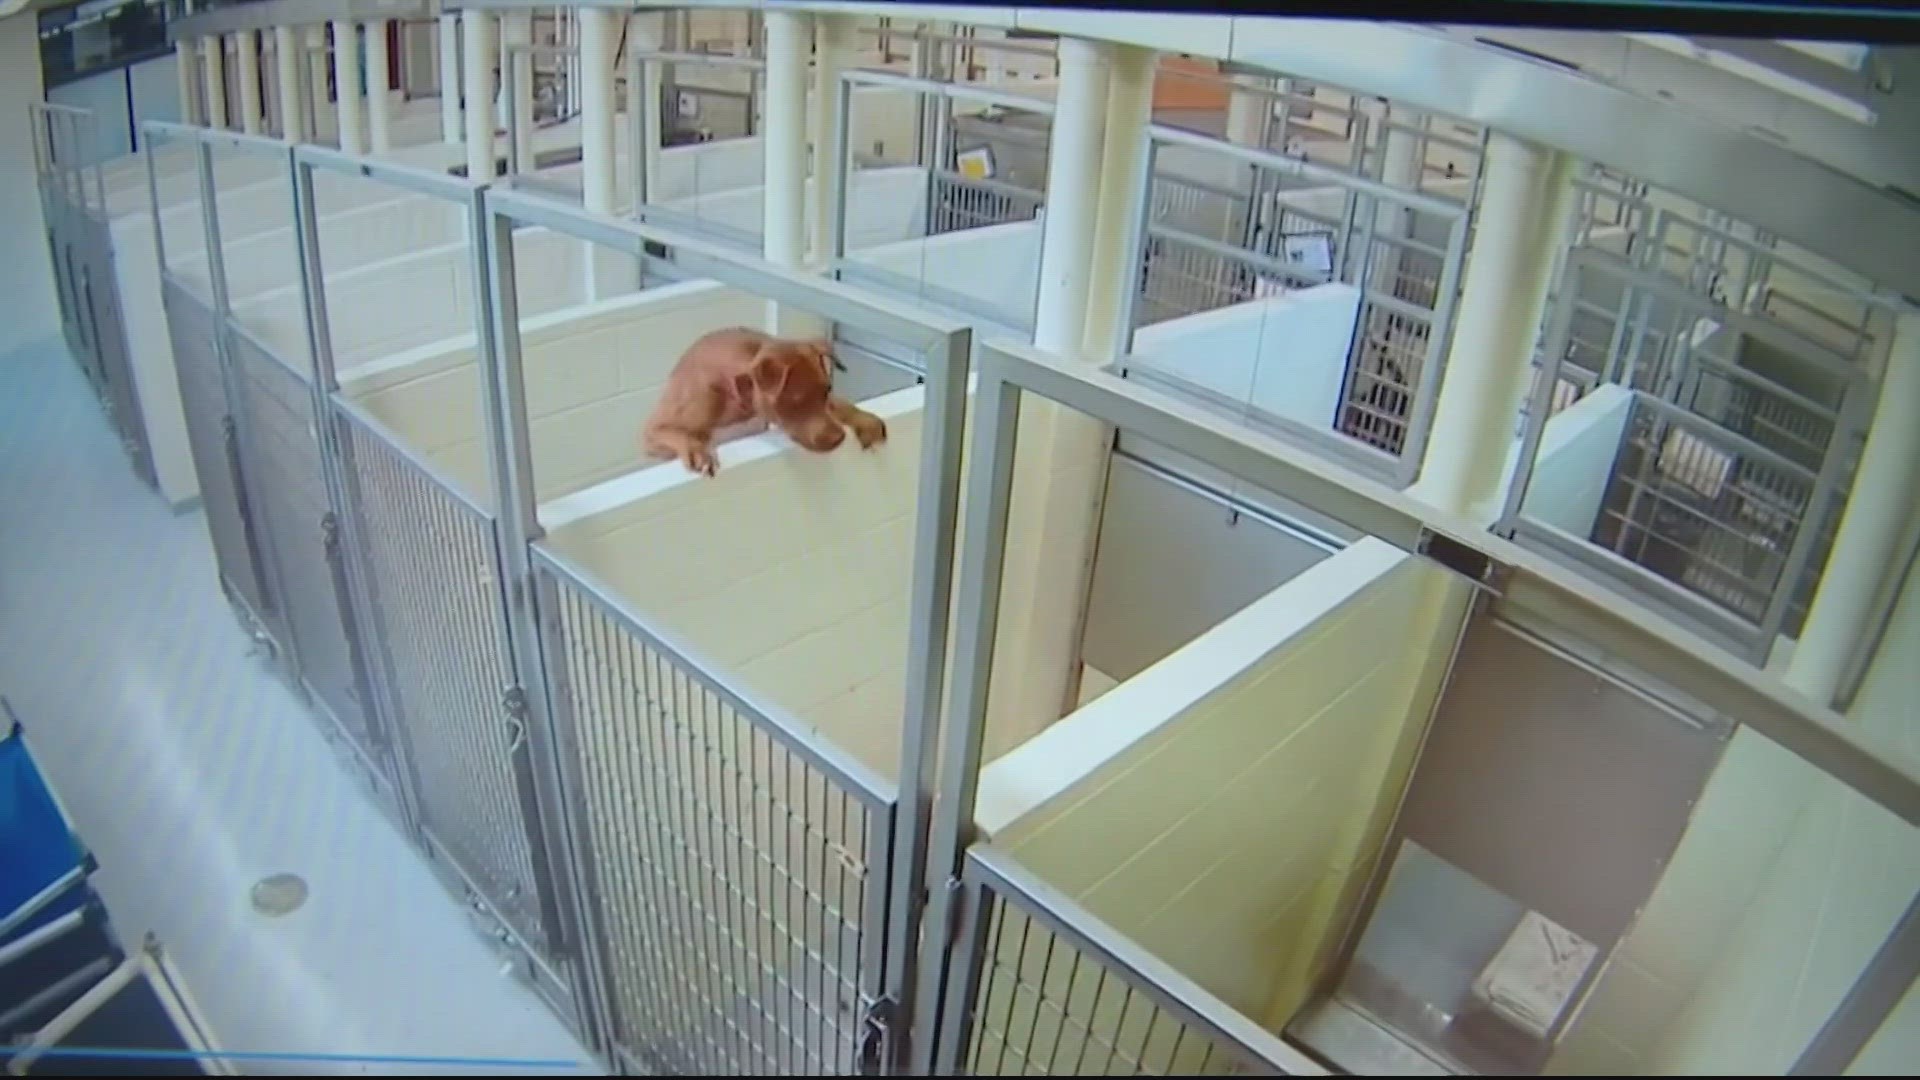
[749,350,789,395]
[804,337,845,375]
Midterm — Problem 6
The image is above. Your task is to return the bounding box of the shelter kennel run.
[139,118,1919,1078]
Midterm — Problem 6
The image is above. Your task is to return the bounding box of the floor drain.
[250,872,309,917]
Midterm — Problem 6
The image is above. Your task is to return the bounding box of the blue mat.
[2,713,89,945]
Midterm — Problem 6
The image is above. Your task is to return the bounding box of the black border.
[880,0,1920,43]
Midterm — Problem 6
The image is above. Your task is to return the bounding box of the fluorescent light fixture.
[1627,33,1877,127]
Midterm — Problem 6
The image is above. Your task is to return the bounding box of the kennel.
[912,335,1920,1077]
[1119,126,1473,478]
[829,70,1055,335]
[1501,243,1877,665]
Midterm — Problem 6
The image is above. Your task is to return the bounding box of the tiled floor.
[0,336,595,1075]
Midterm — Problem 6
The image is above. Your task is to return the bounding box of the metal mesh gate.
[226,328,380,762]
[160,277,274,625]
[936,848,1316,1076]
[533,545,893,1076]
[332,402,555,956]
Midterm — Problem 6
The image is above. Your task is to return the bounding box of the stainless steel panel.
[1081,453,1337,684]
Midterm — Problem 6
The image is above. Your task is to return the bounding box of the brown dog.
[641,328,888,478]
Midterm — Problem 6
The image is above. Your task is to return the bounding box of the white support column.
[809,15,856,265]
[1031,38,1112,354]
[233,32,262,135]
[1411,132,1577,519]
[1784,309,1920,704]
[990,37,1124,734]
[200,37,228,129]
[463,11,498,181]
[438,14,463,144]
[274,26,305,142]
[175,40,202,127]
[331,20,366,155]
[366,20,393,153]
[503,13,535,173]
[762,9,814,333]
[579,7,618,214]
[1082,45,1156,359]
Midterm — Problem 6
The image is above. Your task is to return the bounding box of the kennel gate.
[918,333,1920,1078]
[479,186,973,1074]
[29,102,159,493]
[144,129,282,647]
[289,145,591,1029]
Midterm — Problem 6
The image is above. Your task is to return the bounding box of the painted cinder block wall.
[980,539,1474,1033]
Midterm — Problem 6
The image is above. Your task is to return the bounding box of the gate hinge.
[500,684,529,754]
[220,414,238,441]
[320,511,340,554]
[857,994,898,1076]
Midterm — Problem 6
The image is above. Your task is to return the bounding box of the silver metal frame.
[478,182,971,1072]
[1500,245,1874,666]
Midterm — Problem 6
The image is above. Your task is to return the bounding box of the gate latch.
[500,684,529,754]
[857,994,896,1076]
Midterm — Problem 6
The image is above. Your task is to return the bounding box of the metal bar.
[842,67,1055,119]
[529,542,895,812]
[472,192,581,970]
[1791,890,1920,1075]
[1395,208,1472,483]
[1755,386,1872,659]
[972,337,1920,830]
[0,908,90,972]
[294,141,478,200]
[635,47,764,71]
[967,846,1330,1075]
[1571,245,1864,382]
[0,865,91,945]
[0,958,114,1043]
[827,69,852,265]
[1152,121,1463,221]
[881,324,972,1071]
[6,954,145,1076]
[909,366,1022,1077]
[485,184,960,352]
[928,874,993,1074]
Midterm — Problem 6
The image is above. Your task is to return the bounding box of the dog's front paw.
[851,413,888,450]
[682,445,720,478]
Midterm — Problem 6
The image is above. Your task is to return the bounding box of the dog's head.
[738,337,845,452]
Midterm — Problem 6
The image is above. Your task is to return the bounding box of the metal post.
[474,191,604,1047]
[827,72,853,265]
[883,324,972,1072]
[908,369,1023,1076]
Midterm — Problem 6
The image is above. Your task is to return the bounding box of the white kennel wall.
[1129,283,1364,434]
[343,281,768,507]
[234,224,606,372]
[974,541,1474,1040]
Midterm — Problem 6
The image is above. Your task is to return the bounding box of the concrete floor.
[0,335,596,1075]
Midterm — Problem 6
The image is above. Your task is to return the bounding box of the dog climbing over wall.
[641,328,889,478]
